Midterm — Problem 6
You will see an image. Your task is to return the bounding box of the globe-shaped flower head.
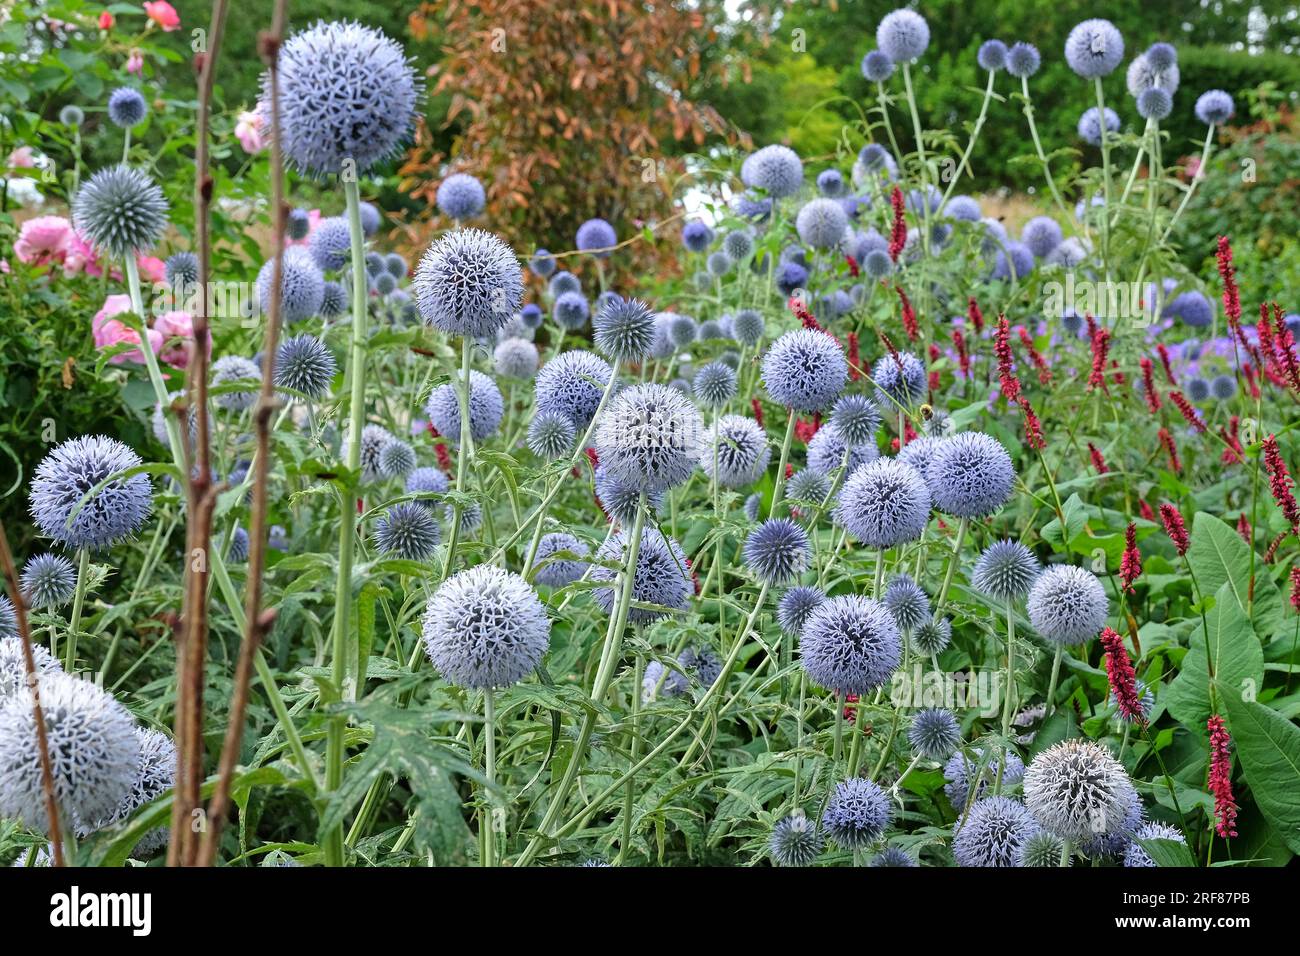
[590,528,692,625]
[681,221,714,253]
[319,280,347,317]
[777,586,825,637]
[1123,822,1186,868]
[1195,89,1234,125]
[20,554,78,609]
[972,540,1040,602]
[274,335,336,398]
[835,457,931,548]
[60,104,84,127]
[594,384,705,493]
[1006,42,1041,78]
[533,349,613,428]
[871,352,926,409]
[211,355,261,412]
[493,338,539,379]
[703,415,770,488]
[861,50,895,82]
[257,247,326,323]
[1021,216,1063,258]
[908,707,961,759]
[263,20,420,176]
[912,616,952,656]
[1026,564,1108,645]
[731,309,764,348]
[107,87,147,128]
[693,362,737,409]
[576,218,617,258]
[763,329,848,412]
[743,518,812,585]
[593,468,665,524]
[436,173,485,220]
[925,432,1015,519]
[306,216,350,271]
[1137,88,1172,121]
[81,726,176,857]
[952,796,1040,867]
[795,198,849,250]
[1024,739,1137,842]
[977,39,1007,72]
[0,636,60,698]
[831,394,880,447]
[164,251,198,287]
[884,574,930,632]
[822,778,892,848]
[769,813,824,867]
[593,297,656,363]
[72,164,168,258]
[424,370,504,446]
[1016,831,1066,867]
[414,228,524,340]
[741,145,804,198]
[943,747,1025,809]
[800,595,901,695]
[30,435,152,550]
[877,9,930,62]
[527,410,576,458]
[1077,106,1120,146]
[1064,19,1124,78]
[533,533,590,588]
[552,291,590,331]
[816,169,845,197]
[375,502,441,561]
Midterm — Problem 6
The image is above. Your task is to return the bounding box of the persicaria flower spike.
[1159,503,1190,555]
[888,186,906,261]
[1206,715,1239,838]
[1120,523,1142,592]
[1099,627,1144,724]
[1263,435,1300,530]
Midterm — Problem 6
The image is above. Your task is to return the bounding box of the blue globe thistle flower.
[72,164,168,258]
[816,290,853,321]
[307,216,350,271]
[835,457,931,549]
[264,20,420,176]
[1077,106,1120,146]
[908,707,961,759]
[763,329,848,413]
[526,250,556,280]
[257,247,325,324]
[877,9,930,62]
[1127,51,1180,96]
[1020,217,1063,258]
[553,290,590,331]
[378,439,416,480]
[822,778,892,849]
[735,192,772,221]
[1186,377,1210,403]
[775,261,809,296]
[788,468,830,503]
[800,595,901,695]
[1046,234,1092,267]
[30,436,152,551]
[60,104,84,127]
[1024,739,1137,842]
[1026,564,1108,645]
[548,274,581,301]
[518,303,544,330]
[741,144,804,198]
[357,201,381,237]
[861,49,895,82]
[286,207,311,240]
[870,846,917,867]
[706,251,732,277]
[730,309,765,348]
[993,240,1034,280]
[641,659,688,700]
[274,335,336,398]
[806,422,878,476]
[423,565,550,689]
[424,369,504,445]
[436,173,485,220]
[952,796,1040,867]
[591,528,691,625]
[1016,830,1065,867]
[973,540,1041,602]
[211,355,261,411]
[816,169,845,197]
[0,636,60,698]
[701,415,769,490]
[946,196,982,222]
[944,748,1026,810]
[743,518,812,585]
[744,493,762,522]
[1170,290,1213,327]
[1006,42,1041,78]
[977,39,1007,72]
[857,143,896,176]
[681,220,714,253]
[593,466,664,524]
[592,297,655,363]
[79,726,175,857]
[770,814,824,867]
[107,86,147,128]
[0,598,16,640]
[534,533,590,588]
[493,337,539,379]
[1123,822,1186,868]
[795,198,849,250]
[925,432,1015,519]
[1064,19,1124,78]
[885,574,930,632]
[405,466,450,504]
[375,502,441,560]
[896,436,942,484]
[576,218,617,257]
[319,279,347,317]
[722,229,754,262]
[1195,89,1234,125]
[911,616,951,656]
[594,384,705,493]
[20,554,78,610]
[414,228,524,340]
[384,252,407,280]
[862,249,894,280]
[527,410,576,459]
[668,314,698,349]
[0,673,139,831]
[359,423,397,483]
[1145,42,1178,71]
[163,251,198,287]
[693,362,737,409]
[698,319,726,341]
[872,353,926,411]
[226,526,250,562]
[373,271,397,295]
[1137,88,1172,121]
[831,394,880,448]
[1210,374,1237,400]
[535,350,613,428]
[849,229,889,261]
[268,525,288,552]
[777,585,825,638]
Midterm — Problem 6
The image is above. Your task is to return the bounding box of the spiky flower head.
[722,229,754,261]
[731,309,765,348]
[870,846,918,867]
[306,216,350,271]
[1137,88,1172,120]
[800,595,901,695]
[795,198,850,250]
[787,468,830,503]
[744,493,762,522]
[1016,830,1065,867]
[641,659,688,700]
[1020,216,1063,259]
[0,637,60,698]
[553,291,590,331]
[593,297,656,362]
[706,251,732,277]
[977,39,1007,71]
[911,616,952,656]
[952,796,1040,867]
[414,228,524,340]
[286,207,311,240]
[1123,822,1186,867]
[436,173,485,220]
[405,466,449,503]
[774,586,823,639]
[20,553,78,609]
[877,9,929,62]
[835,457,931,548]
[741,144,804,198]
[0,674,140,832]
[884,574,930,632]
[163,250,198,288]
[1024,738,1137,842]
[693,362,737,409]
[822,778,892,849]
[703,415,770,489]
[743,518,811,585]
[72,164,168,258]
[274,335,336,398]
[529,249,556,279]
[378,439,416,480]
[861,49,895,82]
[972,540,1041,602]
[1026,564,1108,645]
[925,432,1015,519]
[1064,19,1124,78]
[319,279,347,317]
[422,565,549,689]
[576,218,617,257]
[908,707,961,760]
[263,20,420,176]
[593,467,664,524]
[681,220,714,253]
[594,384,705,493]
[1195,89,1235,125]
[534,350,613,428]
[763,329,848,413]
[871,353,926,409]
[831,394,881,448]
[424,370,505,446]
[375,502,441,560]
[211,355,262,412]
[1006,42,1041,78]
[60,104,85,127]
[591,528,692,625]
[223,526,248,563]
[77,726,176,859]
[107,86,147,128]
[533,533,590,588]
[493,338,539,380]
[770,813,824,867]
[807,422,879,477]
[943,747,1025,809]
[359,423,397,483]
[668,314,698,349]
[527,410,576,459]
[30,435,152,551]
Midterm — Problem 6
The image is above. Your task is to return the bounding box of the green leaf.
[1166,582,1263,732]
[1188,512,1284,638]
[1135,836,1198,867]
[1221,685,1300,854]
[1041,493,1086,552]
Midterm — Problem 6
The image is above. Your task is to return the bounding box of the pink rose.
[155,310,208,368]
[136,254,166,283]
[96,319,163,365]
[142,2,179,31]
[93,294,134,333]
[235,110,266,154]
[126,49,144,75]
[14,215,72,265]
[64,230,111,278]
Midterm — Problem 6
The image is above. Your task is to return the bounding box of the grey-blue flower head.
[591,528,691,625]
[257,247,325,324]
[274,335,336,398]
[594,384,705,494]
[1064,19,1124,78]
[533,533,590,588]
[593,297,656,363]
[534,350,613,428]
[835,457,931,549]
[437,173,486,220]
[705,415,771,489]
[741,145,803,198]
[925,431,1015,519]
[877,9,929,62]
[1026,564,1108,645]
[107,87,147,128]
[415,228,524,340]
[952,796,1039,867]
[73,164,168,258]
[424,370,504,446]
[770,814,823,867]
[576,218,616,257]
[822,778,892,849]
[375,502,441,560]
[20,554,78,610]
[763,329,848,412]
[30,435,152,551]
[972,540,1040,602]
[800,594,901,695]
[743,518,811,585]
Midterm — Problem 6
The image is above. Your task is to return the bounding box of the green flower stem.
[875,82,905,163]
[846,690,867,775]
[617,652,644,865]
[440,336,474,582]
[124,255,186,470]
[1093,78,1114,278]
[768,411,799,519]
[1045,644,1065,717]
[482,691,497,867]
[63,548,90,671]
[932,516,968,615]
[1019,77,1074,225]
[936,70,996,216]
[901,63,932,261]
[1159,124,1216,246]
[996,596,1016,796]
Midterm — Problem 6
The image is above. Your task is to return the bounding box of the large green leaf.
[1221,686,1300,854]
[1188,512,1284,638]
[1135,836,1198,867]
[1166,583,1263,732]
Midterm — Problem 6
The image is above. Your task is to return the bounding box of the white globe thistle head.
[731,309,765,348]
[943,747,1025,810]
[78,727,176,858]
[908,707,961,759]
[533,533,590,589]
[30,435,152,551]
[60,104,85,127]
[877,9,930,63]
[593,466,665,524]
[834,457,931,549]
[534,349,613,428]
[263,19,421,176]
[787,468,830,504]
[972,539,1041,602]
[414,228,525,340]
[1126,50,1180,97]
[590,528,691,625]
[1064,19,1124,78]
[704,414,771,489]
[795,197,850,250]
[740,144,804,198]
[770,813,824,867]
[493,337,539,380]
[375,502,441,560]
[527,410,576,459]
[594,384,705,494]
[884,573,930,632]
[1006,41,1041,78]
[424,369,505,446]
[274,334,337,398]
[20,553,78,610]
[860,49,895,83]
[871,352,926,409]
[378,439,417,480]
[436,173,486,220]
[743,518,812,585]
[593,296,656,363]
[800,594,901,695]
[807,422,879,477]
[831,394,881,448]
[307,216,351,271]
[0,673,140,832]
[1123,821,1186,868]
[925,431,1015,519]
[1195,89,1234,125]
[777,585,825,637]
[0,636,61,698]
[211,355,262,411]
[1026,564,1108,645]
[952,796,1040,867]
[763,329,848,413]
[693,362,737,409]
[1137,88,1172,121]
[1024,738,1138,842]
[822,777,892,849]
[911,615,952,656]
[72,164,168,258]
[422,565,550,690]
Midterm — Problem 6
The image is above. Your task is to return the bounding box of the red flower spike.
[1087,326,1111,392]
[1290,566,1300,612]
[1159,503,1190,556]
[1021,399,1045,451]
[995,315,1021,404]
[1087,442,1109,474]
[1207,715,1239,839]
[1216,236,1242,329]
[845,254,860,278]
[1263,434,1300,530]
[1158,427,1182,474]
[888,186,907,262]
[1138,499,1156,522]
[1100,627,1145,724]
[1139,357,1161,413]
[1156,343,1176,385]
[1120,523,1142,593]
[847,333,861,381]
[1236,513,1252,545]
[952,328,970,379]
[750,398,764,428]
[1169,390,1207,433]
[1017,326,1051,385]
[967,297,984,334]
